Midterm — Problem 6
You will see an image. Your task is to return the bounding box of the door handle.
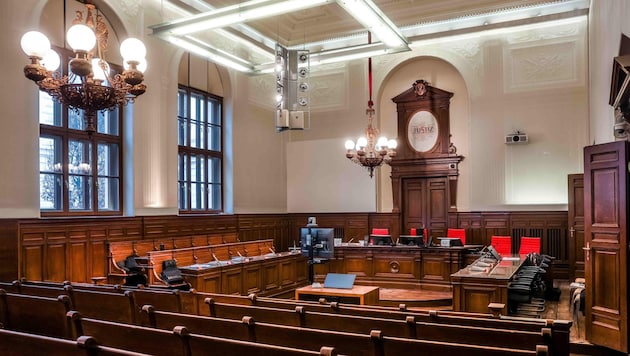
[583,242,590,261]
[569,226,575,238]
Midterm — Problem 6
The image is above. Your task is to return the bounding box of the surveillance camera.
[511,135,520,142]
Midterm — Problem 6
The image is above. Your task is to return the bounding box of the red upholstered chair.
[410,228,417,235]
[491,236,512,256]
[447,228,466,245]
[518,237,541,255]
[371,228,389,235]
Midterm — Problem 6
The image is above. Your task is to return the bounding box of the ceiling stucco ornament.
[112,0,142,21]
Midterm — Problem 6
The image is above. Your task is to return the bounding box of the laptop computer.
[323,273,356,289]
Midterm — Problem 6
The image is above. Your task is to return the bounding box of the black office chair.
[507,253,549,316]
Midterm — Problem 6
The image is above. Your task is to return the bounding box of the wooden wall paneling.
[0,220,18,281]
[20,232,45,281]
[279,256,300,288]
[45,232,66,282]
[143,215,238,240]
[264,258,282,291]
[457,213,483,245]
[242,261,262,295]
[221,265,243,295]
[419,250,451,285]
[368,213,396,236]
[481,214,511,247]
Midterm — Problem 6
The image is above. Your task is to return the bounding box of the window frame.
[39,46,124,217]
[177,85,224,214]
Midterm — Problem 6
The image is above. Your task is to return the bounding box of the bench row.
[0,283,569,355]
[0,288,548,356]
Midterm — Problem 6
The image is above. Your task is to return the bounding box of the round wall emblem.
[407,111,438,152]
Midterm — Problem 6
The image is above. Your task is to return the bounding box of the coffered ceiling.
[149,0,589,73]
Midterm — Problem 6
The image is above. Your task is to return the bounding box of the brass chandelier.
[21,3,147,136]
[344,34,397,178]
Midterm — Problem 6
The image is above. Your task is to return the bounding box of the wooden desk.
[314,244,481,290]
[295,285,380,305]
[451,256,526,314]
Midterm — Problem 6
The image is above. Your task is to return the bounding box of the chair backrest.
[490,236,512,256]
[518,237,541,255]
[371,228,389,235]
[446,228,466,245]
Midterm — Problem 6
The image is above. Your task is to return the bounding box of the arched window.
[39,46,123,216]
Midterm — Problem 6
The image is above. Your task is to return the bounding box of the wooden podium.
[295,285,379,305]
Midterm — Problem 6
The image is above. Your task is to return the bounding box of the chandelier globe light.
[20,3,147,136]
[344,33,397,178]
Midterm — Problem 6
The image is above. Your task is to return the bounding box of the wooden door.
[567,173,585,280]
[584,141,628,353]
[403,179,426,233]
[402,177,448,236]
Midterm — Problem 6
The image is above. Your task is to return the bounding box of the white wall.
[0,1,613,218]
[589,0,630,144]
[284,14,589,213]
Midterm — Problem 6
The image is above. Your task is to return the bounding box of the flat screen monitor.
[369,234,394,246]
[398,235,424,246]
[300,227,334,259]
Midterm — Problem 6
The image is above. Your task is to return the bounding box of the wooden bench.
[107,232,239,284]
[201,299,561,355]
[69,311,337,356]
[64,286,137,324]
[145,239,275,286]
[0,329,152,356]
[194,290,569,355]
[0,289,73,339]
[140,305,548,356]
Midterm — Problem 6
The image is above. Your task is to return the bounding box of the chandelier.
[344,34,397,178]
[20,4,147,136]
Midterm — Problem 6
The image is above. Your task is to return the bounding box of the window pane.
[68,139,92,175]
[69,109,84,131]
[98,108,119,135]
[39,91,61,126]
[209,125,221,151]
[98,142,119,177]
[68,175,92,210]
[40,173,62,210]
[191,155,205,182]
[178,89,187,117]
[178,182,187,210]
[191,182,206,210]
[39,136,62,173]
[178,118,187,146]
[208,157,222,184]
[209,183,222,210]
[97,177,119,211]
[207,100,219,125]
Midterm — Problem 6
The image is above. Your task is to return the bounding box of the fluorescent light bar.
[336,0,408,48]
[151,0,332,36]
[161,35,255,73]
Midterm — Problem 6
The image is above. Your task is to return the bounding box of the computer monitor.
[398,235,424,246]
[300,227,334,259]
[369,234,394,246]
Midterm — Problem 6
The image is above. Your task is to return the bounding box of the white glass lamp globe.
[124,57,147,73]
[21,31,51,58]
[388,139,397,149]
[377,136,388,148]
[345,140,355,150]
[41,49,60,71]
[357,137,368,148]
[120,38,146,62]
[67,24,96,52]
[91,58,110,82]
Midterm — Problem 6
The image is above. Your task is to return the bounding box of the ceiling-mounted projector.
[505,132,528,144]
